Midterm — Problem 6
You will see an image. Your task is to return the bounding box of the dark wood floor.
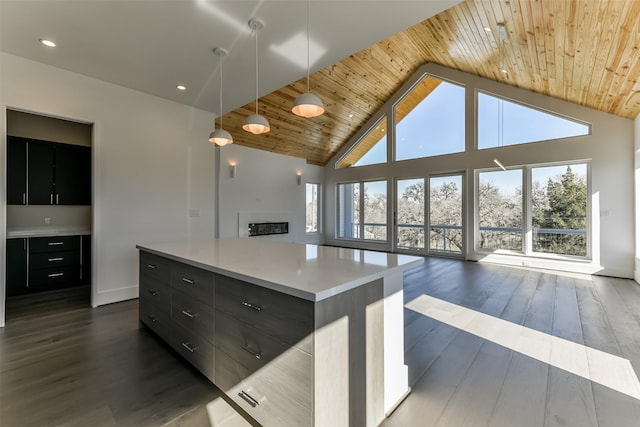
[2,259,640,426]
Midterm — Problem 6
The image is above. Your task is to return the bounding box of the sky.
[352,79,590,168]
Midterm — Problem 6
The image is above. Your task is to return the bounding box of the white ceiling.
[0,0,459,116]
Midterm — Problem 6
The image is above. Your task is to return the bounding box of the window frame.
[474,160,591,261]
[305,182,321,234]
[475,89,591,151]
[336,179,389,243]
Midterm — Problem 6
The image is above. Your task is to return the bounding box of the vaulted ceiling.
[224,0,640,166]
[3,1,640,167]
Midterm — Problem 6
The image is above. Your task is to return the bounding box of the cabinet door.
[6,238,28,297]
[55,144,91,205]
[7,137,27,205]
[27,141,55,205]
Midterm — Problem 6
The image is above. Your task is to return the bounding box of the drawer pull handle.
[182,277,195,284]
[147,315,158,323]
[48,257,64,262]
[147,290,158,296]
[48,272,64,278]
[238,390,259,408]
[241,301,262,312]
[182,342,196,353]
[48,242,64,246]
[181,310,196,318]
[146,264,157,269]
[242,345,262,360]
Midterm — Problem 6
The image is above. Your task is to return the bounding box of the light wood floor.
[2,259,640,426]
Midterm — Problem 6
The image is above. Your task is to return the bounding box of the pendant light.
[209,47,233,146]
[292,0,325,118]
[243,18,270,135]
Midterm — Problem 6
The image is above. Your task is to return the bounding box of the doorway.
[4,109,93,323]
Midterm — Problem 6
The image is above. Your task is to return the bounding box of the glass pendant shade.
[242,114,270,134]
[209,128,233,146]
[292,92,325,118]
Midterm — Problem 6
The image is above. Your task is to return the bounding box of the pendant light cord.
[306,0,310,93]
[219,54,223,130]
[255,25,259,115]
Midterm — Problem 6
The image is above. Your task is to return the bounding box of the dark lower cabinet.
[6,238,27,297]
[5,234,90,296]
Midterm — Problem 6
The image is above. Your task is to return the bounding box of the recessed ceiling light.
[484,26,491,32]
[39,39,56,47]
[176,85,187,91]
[500,68,508,74]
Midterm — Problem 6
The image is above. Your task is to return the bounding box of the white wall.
[218,144,324,244]
[324,63,635,278]
[1,53,216,325]
[635,115,640,283]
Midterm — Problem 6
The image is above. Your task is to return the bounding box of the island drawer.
[139,302,171,343]
[215,275,313,353]
[215,346,312,427]
[140,251,172,284]
[172,322,214,381]
[29,236,80,253]
[171,263,214,305]
[172,287,214,342]
[139,276,170,314]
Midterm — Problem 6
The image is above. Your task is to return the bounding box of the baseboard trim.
[93,285,138,307]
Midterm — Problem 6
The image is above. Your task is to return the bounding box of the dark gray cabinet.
[55,143,91,205]
[6,235,90,296]
[27,140,56,205]
[6,238,27,297]
[6,137,91,206]
[7,138,27,205]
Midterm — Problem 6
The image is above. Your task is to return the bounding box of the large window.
[397,178,425,250]
[478,169,523,251]
[478,92,590,149]
[430,175,463,254]
[477,162,589,258]
[306,183,319,233]
[395,76,465,161]
[337,116,387,168]
[532,164,587,256]
[337,181,387,241]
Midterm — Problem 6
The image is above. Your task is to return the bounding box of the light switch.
[189,209,200,218]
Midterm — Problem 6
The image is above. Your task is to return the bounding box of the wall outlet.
[44,217,51,224]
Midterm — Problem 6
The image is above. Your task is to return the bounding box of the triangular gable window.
[337,115,387,169]
[478,92,590,149]
[395,76,465,160]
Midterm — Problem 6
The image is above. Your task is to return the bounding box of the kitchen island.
[137,238,423,427]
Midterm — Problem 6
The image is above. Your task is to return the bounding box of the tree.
[534,166,587,255]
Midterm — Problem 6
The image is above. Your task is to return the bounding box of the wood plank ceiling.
[221,0,640,166]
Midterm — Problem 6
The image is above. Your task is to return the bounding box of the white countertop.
[137,238,424,302]
[7,226,92,239]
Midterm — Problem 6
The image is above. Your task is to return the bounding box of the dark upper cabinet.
[55,144,91,205]
[27,140,56,205]
[7,137,27,205]
[6,137,91,206]
[6,238,27,297]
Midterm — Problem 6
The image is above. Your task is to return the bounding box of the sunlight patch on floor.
[406,294,640,400]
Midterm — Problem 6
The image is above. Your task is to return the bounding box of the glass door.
[396,178,425,251]
[428,174,464,256]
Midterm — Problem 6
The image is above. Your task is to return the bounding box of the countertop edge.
[136,244,424,302]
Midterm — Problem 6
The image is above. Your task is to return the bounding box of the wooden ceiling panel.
[221,0,640,166]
